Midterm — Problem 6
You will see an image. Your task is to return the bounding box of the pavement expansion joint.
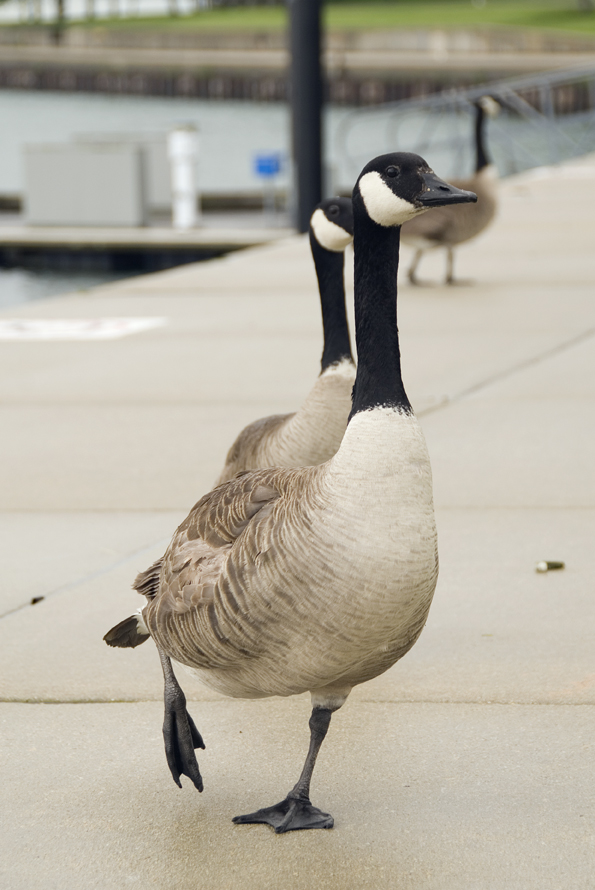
[2,697,593,706]
[419,324,595,417]
[0,534,170,621]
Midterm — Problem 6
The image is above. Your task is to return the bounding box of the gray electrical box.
[74,133,171,214]
[24,143,147,226]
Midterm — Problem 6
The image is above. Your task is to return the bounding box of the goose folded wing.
[104,470,283,649]
[152,469,284,618]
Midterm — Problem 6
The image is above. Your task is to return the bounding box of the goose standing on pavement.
[402,95,499,285]
[104,153,476,833]
[215,196,355,485]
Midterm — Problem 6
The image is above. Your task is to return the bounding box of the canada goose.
[401,95,499,285]
[105,153,476,832]
[215,196,355,485]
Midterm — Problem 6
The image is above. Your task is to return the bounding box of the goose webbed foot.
[233,795,333,834]
[163,690,205,791]
[233,706,335,833]
[159,649,205,792]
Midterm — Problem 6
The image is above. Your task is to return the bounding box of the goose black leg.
[233,707,334,833]
[446,247,472,286]
[408,249,423,286]
[158,648,205,792]
[445,246,455,285]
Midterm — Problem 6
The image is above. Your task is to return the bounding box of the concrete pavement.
[1,157,594,888]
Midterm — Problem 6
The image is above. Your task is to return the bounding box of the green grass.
[6,2,595,35]
[326,2,595,33]
[59,6,287,30]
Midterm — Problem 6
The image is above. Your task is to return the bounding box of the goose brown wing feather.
[180,470,282,548]
[144,469,291,628]
[141,466,315,672]
[133,557,163,599]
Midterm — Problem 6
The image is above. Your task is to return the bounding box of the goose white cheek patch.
[358,171,421,227]
[310,209,352,252]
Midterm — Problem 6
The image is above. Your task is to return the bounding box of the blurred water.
[0,267,130,309]
[2,89,592,203]
[0,91,299,307]
[0,87,592,306]
[0,91,296,197]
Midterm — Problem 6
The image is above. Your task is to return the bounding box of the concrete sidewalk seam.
[419,324,595,417]
[2,697,593,706]
[0,535,170,621]
[0,507,186,513]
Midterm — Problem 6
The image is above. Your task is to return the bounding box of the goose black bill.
[418,173,478,207]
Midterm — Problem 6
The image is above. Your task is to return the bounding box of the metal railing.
[335,65,595,185]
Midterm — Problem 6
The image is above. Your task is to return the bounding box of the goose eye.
[386,166,400,178]
[328,204,340,216]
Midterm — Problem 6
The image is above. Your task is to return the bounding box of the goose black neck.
[309,232,354,372]
[349,205,411,419]
[475,103,490,172]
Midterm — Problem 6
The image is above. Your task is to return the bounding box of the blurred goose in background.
[401,95,500,285]
[105,153,476,833]
[215,196,355,485]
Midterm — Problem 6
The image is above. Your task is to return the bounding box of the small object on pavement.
[535,561,565,573]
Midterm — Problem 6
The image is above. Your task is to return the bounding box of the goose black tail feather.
[132,557,163,600]
[104,614,150,649]
[104,557,163,647]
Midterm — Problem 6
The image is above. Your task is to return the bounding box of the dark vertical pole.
[289,0,323,233]
[53,0,65,44]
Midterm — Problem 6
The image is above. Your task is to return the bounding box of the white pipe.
[167,125,199,230]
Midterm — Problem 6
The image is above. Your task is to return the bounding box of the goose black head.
[309,197,354,252]
[354,152,477,227]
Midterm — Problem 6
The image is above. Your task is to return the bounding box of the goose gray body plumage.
[215,359,356,486]
[105,153,476,832]
[143,415,438,704]
[215,197,355,485]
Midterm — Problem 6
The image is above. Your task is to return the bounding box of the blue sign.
[254,153,282,178]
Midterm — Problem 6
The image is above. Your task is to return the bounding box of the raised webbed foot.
[232,795,334,834]
[163,683,205,792]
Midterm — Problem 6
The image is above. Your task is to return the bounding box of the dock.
[0,155,594,888]
[0,222,294,269]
